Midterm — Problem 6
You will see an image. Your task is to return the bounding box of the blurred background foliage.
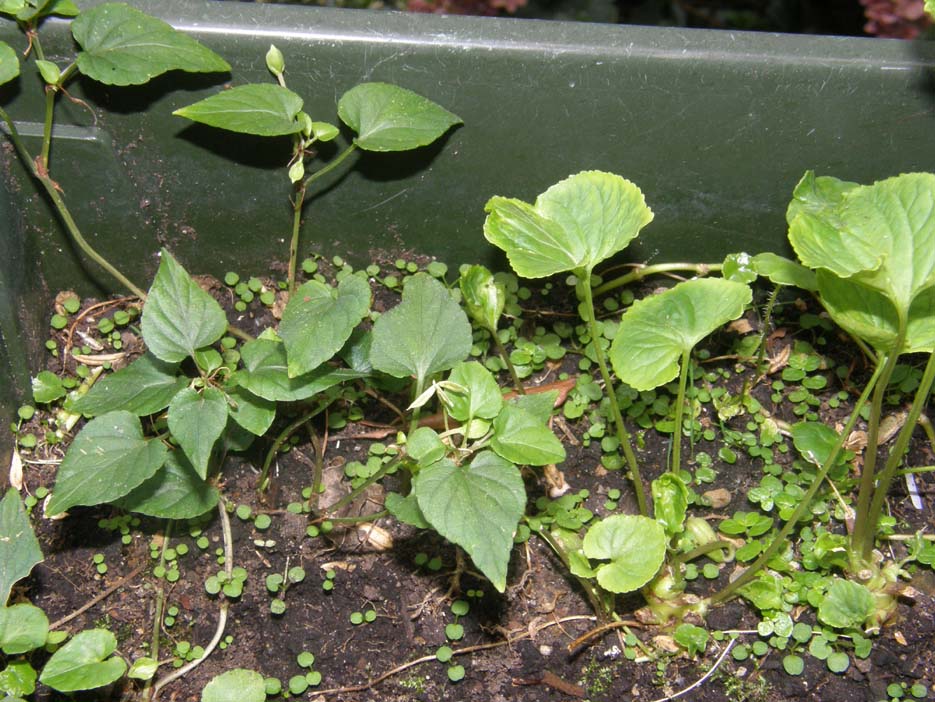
[244,0,932,36]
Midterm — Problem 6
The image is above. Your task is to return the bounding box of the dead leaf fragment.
[9,448,23,490]
[702,488,731,509]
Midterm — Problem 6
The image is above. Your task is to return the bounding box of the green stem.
[257,404,328,492]
[851,339,904,560]
[491,329,525,394]
[0,107,146,298]
[670,348,691,474]
[753,284,780,374]
[533,525,610,617]
[594,262,722,297]
[40,84,55,170]
[708,360,885,606]
[896,465,935,476]
[287,181,306,296]
[858,350,935,561]
[302,143,358,191]
[669,540,733,571]
[409,377,426,436]
[581,271,648,516]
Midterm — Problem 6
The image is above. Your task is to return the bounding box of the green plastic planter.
[3,0,935,469]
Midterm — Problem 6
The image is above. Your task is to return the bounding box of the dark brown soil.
[8,276,935,702]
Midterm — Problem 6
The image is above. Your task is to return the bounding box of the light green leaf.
[337,82,461,152]
[116,450,218,519]
[72,3,229,86]
[0,42,20,87]
[31,371,65,404]
[385,491,429,529]
[414,452,525,592]
[202,668,266,702]
[370,273,472,389]
[127,657,158,681]
[280,276,371,377]
[71,353,186,417]
[507,392,557,425]
[459,265,505,332]
[444,362,502,423]
[174,84,304,137]
[0,604,48,655]
[225,386,275,437]
[311,121,339,142]
[484,171,653,278]
[927,0,935,19]
[0,490,43,606]
[610,278,752,391]
[141,249,228,363]
[168,387,228,479]
[47,411,168,515]
[791,421,844,468]
[0,659,37,697]
[786,171,859,227]
[39,629,126,692]
[752,252,817,291]
[582,514,666,593]
[674,623,708,657]
[406,427,447,466]
[722,252,757,284]
[818,578,874,630]
[491,403,565,466]
[651,473,688,537]
[234,338,363,402]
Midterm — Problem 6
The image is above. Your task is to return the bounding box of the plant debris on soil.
[8,256,935,702]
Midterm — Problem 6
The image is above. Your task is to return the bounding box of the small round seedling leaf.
[817,578,874,630]
[610,278,752,392]
[201,668,266,702]
[142,249,228,363]
[72,3,230,86]
[39,629,127,692]
[337,82,461,152]
[0,41,20,86]
[370,273,472,389]
[826,651,850,674]
[782,654,805,676]
[582,515,666,593]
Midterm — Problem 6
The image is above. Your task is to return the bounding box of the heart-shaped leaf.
[0,603,49,655]
[72,3,229,86]
[39,629,127,692]
[414,451,525,592]
[174,84,304,137]
[234,338,363,402]
[47,411,168,515]
[141,249,228,363]
[0,658,37,697]
[280,275,371,377]
[71,353,186,417]
[116,450,218,519]
[582,514,666,593]
[484,171,654,278]
[167,387,228,479]
[610,278,752,391]
[337,82,461,152]
[0,41,19,86]
[370,273,472,389]
[225,386,275,437]
[0,489,43,606]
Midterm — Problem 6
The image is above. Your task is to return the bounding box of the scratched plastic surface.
[2,0,935,464]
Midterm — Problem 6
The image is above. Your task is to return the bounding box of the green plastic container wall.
[2,0,935,469]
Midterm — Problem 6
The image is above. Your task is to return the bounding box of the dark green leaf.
[0,490,43,606]
[337,82,461,152]
[73,3,229,86]
[39,629,126,692]
[385,491,429,529]
[0,42,20,87]
[414,452,525,592]
[116,451,218,519]
[141,249,228,363]
[444,362,502,423]
[71,353,186,417]
[234,338,363,402]
[280,276,371,377]
[174,84,304,137]
[225,386,275,437]
[47,411,168,515]
[370,273,472,389]
[167,387,228,479]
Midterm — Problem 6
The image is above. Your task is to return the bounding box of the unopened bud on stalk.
[266,44,285,77]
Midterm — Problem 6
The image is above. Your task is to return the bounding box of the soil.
[8,268,935,702]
